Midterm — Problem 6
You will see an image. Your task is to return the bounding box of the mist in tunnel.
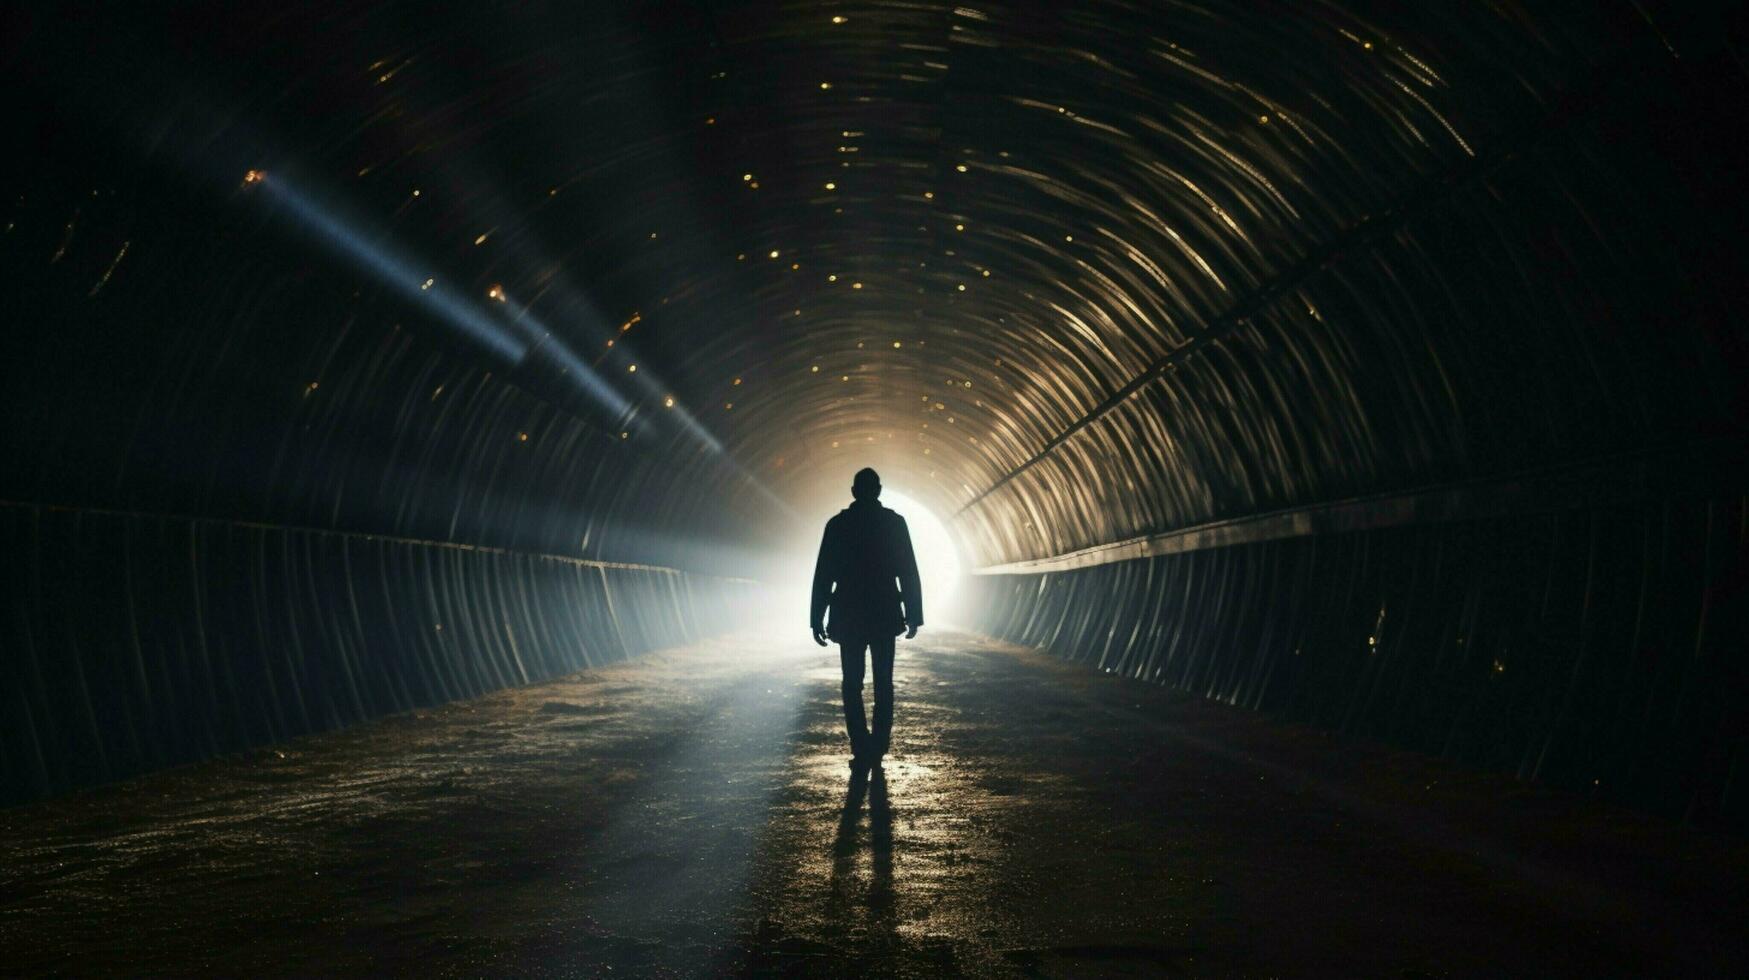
[3,0,1735,805]
[4,0,1749,973]
[878,490,963,617]
[761,482,966,633]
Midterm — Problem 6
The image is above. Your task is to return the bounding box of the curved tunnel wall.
[4,2,1747,816]
[966,493,1749,828]
[2,502,762,804]
[948,26,1748,566]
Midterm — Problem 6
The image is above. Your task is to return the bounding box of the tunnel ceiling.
[6,2,1744,572]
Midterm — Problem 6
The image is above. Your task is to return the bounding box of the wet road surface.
[3,630,1746,976]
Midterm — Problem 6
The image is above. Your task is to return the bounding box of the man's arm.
[810,522,835,646]
[895,516,923,638]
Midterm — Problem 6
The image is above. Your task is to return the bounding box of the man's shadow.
[830,764,895,921]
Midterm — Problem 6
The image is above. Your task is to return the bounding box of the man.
[811,468,923,768]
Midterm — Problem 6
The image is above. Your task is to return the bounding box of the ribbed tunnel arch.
[5,2,1746,826]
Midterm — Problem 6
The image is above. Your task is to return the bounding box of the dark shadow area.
[831,765,895,918]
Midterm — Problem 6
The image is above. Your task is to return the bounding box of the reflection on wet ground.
[2,630,1746,976]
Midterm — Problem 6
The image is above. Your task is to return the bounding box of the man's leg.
[839,640,871,759]
[870,635,896,757]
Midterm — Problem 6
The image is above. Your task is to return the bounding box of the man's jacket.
[810,499,923,642]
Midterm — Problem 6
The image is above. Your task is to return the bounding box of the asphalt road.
[2,630,1745,976]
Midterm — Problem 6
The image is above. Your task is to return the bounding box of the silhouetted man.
[811,468,923,768]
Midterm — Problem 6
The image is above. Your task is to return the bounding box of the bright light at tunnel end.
[757,486,967,636]
[879,490,964,622]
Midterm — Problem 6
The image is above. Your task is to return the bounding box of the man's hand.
[904,622,920,640]
[812,627,829,647]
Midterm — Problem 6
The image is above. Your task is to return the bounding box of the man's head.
[851,467,882,501]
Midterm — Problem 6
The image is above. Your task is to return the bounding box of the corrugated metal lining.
[965,494,1749,829]
[973,439,1748,573]
[0,503,763,804]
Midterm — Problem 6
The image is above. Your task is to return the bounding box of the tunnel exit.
[874,489,963,622]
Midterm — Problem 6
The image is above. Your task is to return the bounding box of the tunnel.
[4,1,1748,974]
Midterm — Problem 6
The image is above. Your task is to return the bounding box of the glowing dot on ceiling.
[1258,115,1269,124]
[825,182,836,190]
[832,15,846,23]
[828,274,838,282]
[955,223,965,231]
[663,396,675,408]
[420,278,434,290]
[982,269,991,277]
[892,341,902,348]
[924,191,934,199]
[733,377,742,385]
[487,284,506,302]
[820,82,832,90]
[955,164,967,173]
[743,173,753,181]
[958,283,966,291]
[627,364,637,373]
[517,432,529,442]
[769,249,780,258]
[811,365,820,372]
[243,169,264,185]
[852,282,863,289]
